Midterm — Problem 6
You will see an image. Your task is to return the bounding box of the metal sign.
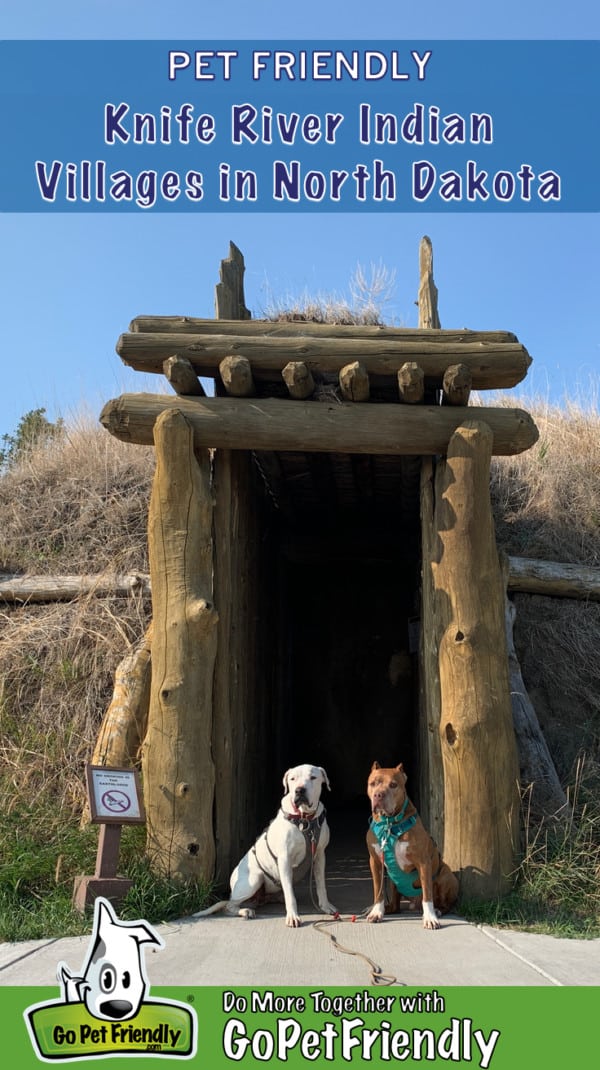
[85,764,145,825]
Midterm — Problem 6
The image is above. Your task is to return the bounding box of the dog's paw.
[285,913,301,928]
[238,908,255,920]
[422,902,441,929]
[319,901,338,916]
[366,905,385,923]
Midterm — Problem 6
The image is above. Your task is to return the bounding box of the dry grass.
[0,415,154,818]
[0,414,155,576]
[263,262,398,326]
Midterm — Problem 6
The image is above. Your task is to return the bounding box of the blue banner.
[0,40,597,212]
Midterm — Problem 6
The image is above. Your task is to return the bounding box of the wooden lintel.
[339,361,370,402]
[117,332,532,390]
[397,362,425,404]
[100,393,539,457]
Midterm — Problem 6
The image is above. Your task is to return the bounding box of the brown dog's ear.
[395,763,404,772]
[371,761,381,770]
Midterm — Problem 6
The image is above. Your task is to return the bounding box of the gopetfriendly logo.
[25,897,197,1061]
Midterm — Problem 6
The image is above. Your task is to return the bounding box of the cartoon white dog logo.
[57,897,164,1022]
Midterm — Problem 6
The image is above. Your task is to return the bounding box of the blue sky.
[0,2,598,437]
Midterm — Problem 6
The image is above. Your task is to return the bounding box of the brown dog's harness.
[251,808,326,886]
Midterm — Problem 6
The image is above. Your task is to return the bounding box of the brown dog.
[366,761,458,929]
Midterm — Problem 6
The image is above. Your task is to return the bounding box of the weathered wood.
[100,393,539,457]
[117,332,532,390]
[0,573,150,603]
[418,235,441,330]
[219,354,255,397]
[504,593,569,821]
[432,420,520,899]
[142,409,218,882]
[442,363,472,406]
[3,555,591,606]
[397,362,425,404]
[418,457,443,843]
[281,360,315,399]
[90,623,153,770]
[506,556,600,602]
[214,241,251,320]
[130,316,517,346]
[339,360,370,402]
[163,354,205,396]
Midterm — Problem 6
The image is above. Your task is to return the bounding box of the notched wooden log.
[219,354,255,396]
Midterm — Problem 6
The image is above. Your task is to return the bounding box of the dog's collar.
[370,797,417,843]
[281,806,326,834]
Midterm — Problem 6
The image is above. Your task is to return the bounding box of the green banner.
[5,985,598,1068]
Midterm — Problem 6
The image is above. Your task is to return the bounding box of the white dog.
[195,764,337,927]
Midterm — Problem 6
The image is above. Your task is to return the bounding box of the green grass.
[0,802,212,941]
[461,775,600,939]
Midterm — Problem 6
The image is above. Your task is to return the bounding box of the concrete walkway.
[1,835,598,988]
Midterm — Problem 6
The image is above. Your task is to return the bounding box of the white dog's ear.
[283,769,291,792]
[319,767,331,791]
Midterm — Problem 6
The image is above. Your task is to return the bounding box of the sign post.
[73,765,145,912]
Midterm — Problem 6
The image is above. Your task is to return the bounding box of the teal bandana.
[369,798,422,898]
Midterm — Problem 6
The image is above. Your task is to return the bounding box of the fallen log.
[100,393,539,457]
[90,622,153,770]
[117,332,532,390]
[504,595,568,822]
[0,573,150,603]
[506,556,600,601]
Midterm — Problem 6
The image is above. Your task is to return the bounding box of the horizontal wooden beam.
[130,316,518,345]
[100,394,538,456]
[506,556,600,601]
[117,330,531,390]
[2,556,596,605]
[0,573,151,603]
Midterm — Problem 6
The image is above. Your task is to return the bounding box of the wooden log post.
[339,360,370,402]
[163,355,206,397]
[282,360,315,399]
[215,242,251,320]
[398,361,425,404]
[418,235,441,330]
[432,420,520,899]
[442,363,472,406]
[419,458,444,844]
[142,409,218,882]
[219,354,255,397]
